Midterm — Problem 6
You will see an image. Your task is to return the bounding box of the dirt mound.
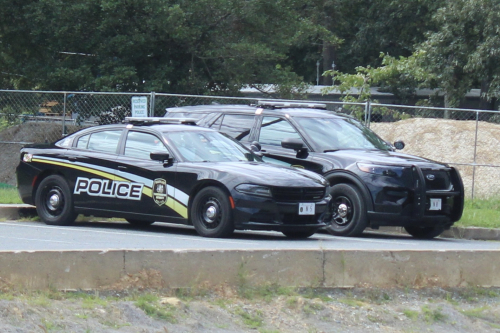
[371,118,500,198]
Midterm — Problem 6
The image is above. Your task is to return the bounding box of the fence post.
[470,111,480,200]
[365,100,372,128]
[150,91,156,117]
[62,92,67,137]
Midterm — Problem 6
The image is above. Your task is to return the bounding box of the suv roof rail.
[257,101,327,110]
[124,117,198,126]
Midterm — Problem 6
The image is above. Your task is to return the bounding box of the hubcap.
[337,203,348,218]
[49,194,60,210]
[202,198,220,225]
[46,187,64,213]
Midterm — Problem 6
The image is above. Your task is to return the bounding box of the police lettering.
[74,177,143,200]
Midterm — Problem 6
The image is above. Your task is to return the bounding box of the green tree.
[0,0,336,97]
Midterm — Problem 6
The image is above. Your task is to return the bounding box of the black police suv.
[164,101,465,239]
[16,117,333,238]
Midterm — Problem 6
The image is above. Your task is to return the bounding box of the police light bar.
[124,117,198,125]
[257,101,327,109]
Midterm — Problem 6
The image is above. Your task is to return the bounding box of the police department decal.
[152,178,168,206]
[74,177,143,200]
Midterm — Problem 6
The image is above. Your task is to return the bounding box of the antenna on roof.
[124,117,198,125]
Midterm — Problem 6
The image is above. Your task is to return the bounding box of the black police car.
[16,117,333,238]
[165,102,465,239]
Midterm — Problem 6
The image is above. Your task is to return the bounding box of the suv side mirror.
[393,140,405,150]
[281,138,307,151]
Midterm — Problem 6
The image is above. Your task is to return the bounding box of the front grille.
[271,187,325,202]
[422,169,452,191]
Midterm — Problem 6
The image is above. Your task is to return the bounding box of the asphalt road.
[1,220,500,252]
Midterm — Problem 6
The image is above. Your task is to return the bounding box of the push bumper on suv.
[367,166,464,228]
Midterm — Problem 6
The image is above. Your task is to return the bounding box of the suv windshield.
[165,131,258,162]
[295,117,390,152]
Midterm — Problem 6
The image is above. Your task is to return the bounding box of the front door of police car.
[114,130,182,221]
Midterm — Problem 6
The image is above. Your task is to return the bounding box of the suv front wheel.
[325,183,368,237]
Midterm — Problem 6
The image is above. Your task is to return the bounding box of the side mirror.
[250,141,261,153]
[393,140,405,150]
[281,138,307,151]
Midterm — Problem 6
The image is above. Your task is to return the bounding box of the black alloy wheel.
[325,183,367,237]
[190,186,234,238]
[404,226,445,239]
[125,219,155,226]
[35,175,77,226]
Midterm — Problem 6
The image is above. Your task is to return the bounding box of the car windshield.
[165,131,258,162]
[295,117,390,151]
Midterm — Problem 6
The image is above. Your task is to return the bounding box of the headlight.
[357,163,404,177]
[235,184,272,197]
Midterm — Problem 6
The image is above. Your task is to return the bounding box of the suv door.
[210,114,256,143]
[114,130,182,221]
[256,116,323,173]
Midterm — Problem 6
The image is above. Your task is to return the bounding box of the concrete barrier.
[1,249,500,290]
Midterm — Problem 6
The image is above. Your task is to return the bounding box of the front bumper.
[231,192,332,232]
[367,166,464,229]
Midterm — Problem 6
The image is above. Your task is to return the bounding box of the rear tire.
[324,183,367,237]
[35,175,77,226]
[126,219,155,226]
[404,226,444,239]
[191,186,234,238]
[282,229,316,239]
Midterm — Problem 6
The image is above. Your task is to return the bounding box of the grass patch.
[402,309,419,320]
[134,294,177,323]
[460,306,490,319]
[235,307,264,329]
[422,305,447,323]
[457,198,500,229]
[0,187,22,204]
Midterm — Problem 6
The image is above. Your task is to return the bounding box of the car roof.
[166,104,349,120]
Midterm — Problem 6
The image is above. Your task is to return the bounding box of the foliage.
[0,0,336,98]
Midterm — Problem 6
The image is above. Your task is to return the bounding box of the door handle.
[118,166,127,170]
[68,156,79,161]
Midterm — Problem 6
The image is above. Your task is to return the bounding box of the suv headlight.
[357,163,404,177]
[235,184,272,197]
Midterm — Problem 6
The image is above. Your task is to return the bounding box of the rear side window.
[86,130,122,154]
[218,114,254,141]
[259,117,303,146]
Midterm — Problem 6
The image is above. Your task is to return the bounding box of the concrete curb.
[1,204,500,241]
[1,249,500,290]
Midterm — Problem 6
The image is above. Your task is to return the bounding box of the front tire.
[404,226,444,239]
[35,175,77,226]
[325,183,367,237]
[190,186,234,238]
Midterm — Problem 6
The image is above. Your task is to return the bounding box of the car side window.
[76,134,90,149]
[259,117,303,146]
[86,130,122,154]
[124,131,169,160]
[218,114,254,141]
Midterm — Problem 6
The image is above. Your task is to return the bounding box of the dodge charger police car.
[16,118,333,238]
[164,102,465,239]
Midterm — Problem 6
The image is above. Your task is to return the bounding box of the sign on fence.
[131,96,148,117]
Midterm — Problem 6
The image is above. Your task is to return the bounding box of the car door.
[68,129,124,211]
[114,129,183,221]
[256,116,323,173]
[209,113,256,144]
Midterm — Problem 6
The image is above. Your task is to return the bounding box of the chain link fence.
[1,90,499,199]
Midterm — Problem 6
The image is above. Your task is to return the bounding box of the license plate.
[429,198,442,211]
[299,203,315,215]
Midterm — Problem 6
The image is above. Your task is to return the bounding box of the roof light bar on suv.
[124,117,198,125]
[257,101,327,109]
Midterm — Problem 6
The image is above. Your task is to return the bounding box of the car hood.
[191,161,327,187]
[322,149,449,169]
